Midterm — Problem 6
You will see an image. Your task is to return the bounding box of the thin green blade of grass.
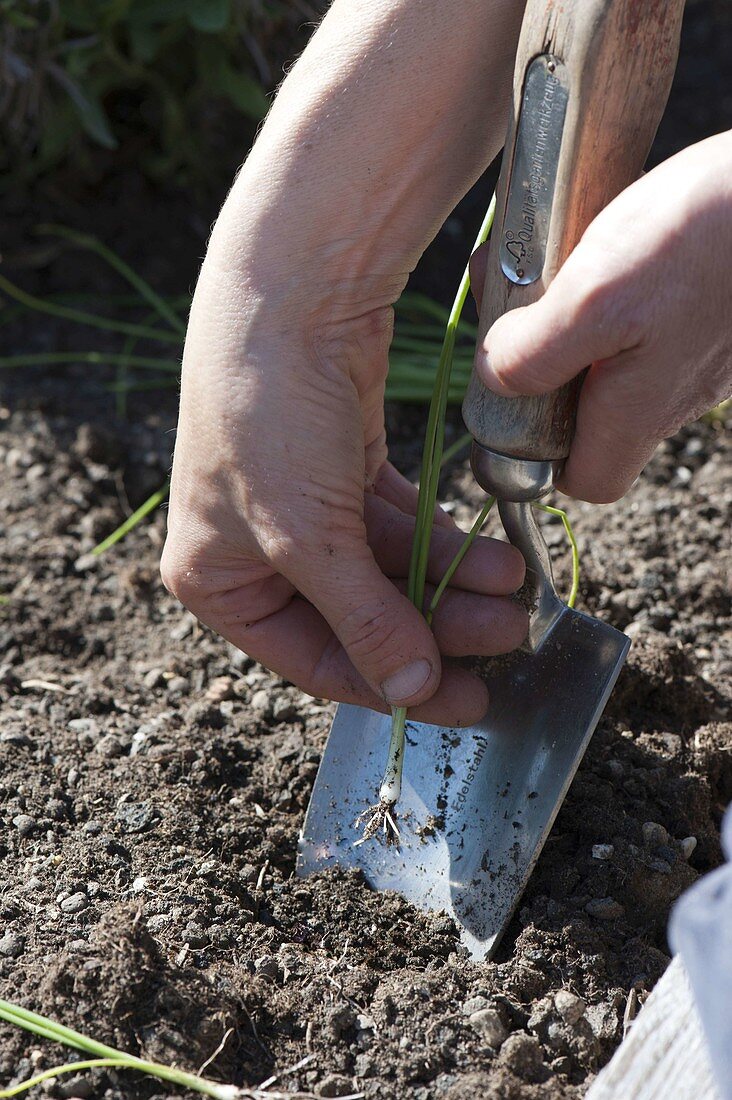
[0,999,238,1099]
[1,1059,128,1099]
[37,225,187,336]
[408,194,497,610]
[0,274,181,345]
[426,495,496,626]
[533,502,580,608]
[106,377,179,394]
[90,484,170,558]
[0,352,180,371]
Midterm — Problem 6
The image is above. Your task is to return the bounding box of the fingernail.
[381,659,432,704]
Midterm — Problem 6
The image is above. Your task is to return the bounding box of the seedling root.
[354,801,401,847]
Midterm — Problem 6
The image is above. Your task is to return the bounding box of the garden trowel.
[297,0,685,959]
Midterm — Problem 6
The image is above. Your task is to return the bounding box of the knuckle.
[260,530,303,577]
[569,252,646,354]
[159,541,209,613]
[336,597,404,671]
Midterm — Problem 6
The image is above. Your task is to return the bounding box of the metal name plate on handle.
[499,54,569,286]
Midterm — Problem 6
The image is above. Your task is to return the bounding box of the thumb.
[476,245,637,398]
[299,538,443,708]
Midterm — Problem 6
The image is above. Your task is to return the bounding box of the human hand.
[471,132,732,503]
[161,258,527,726]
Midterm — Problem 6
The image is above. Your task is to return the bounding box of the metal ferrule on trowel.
[471,448,565,653]
[298,0,686,960]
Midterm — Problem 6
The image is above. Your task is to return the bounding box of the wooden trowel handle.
[462,0,686,463]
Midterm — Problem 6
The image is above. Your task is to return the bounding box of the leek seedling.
[356,196,498,843]
[356,194,584,844]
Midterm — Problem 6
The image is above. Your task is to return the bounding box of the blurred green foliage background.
[0,0,322,186]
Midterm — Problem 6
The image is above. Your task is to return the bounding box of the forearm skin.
[211,0,526,309]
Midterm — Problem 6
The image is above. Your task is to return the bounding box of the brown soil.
[0,385,729,1100]
[1,5,730,1098]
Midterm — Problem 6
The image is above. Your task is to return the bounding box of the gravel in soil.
[0,390,729,1100]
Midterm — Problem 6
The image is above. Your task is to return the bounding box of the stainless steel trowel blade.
[297,608,629,960]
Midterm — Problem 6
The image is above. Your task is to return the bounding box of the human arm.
[161,0,529,725]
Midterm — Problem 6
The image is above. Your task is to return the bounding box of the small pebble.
[0,932,25,958]
[132,877,148,894]
[0,731,33,747]
[272,695,298,722]
[46,799,67,821]
[250,689,271,716]
[648,859,672,875]
[684,437,704,458]
[326,1004,356,1038]
[95,734,124,758]
[245,669,268,687]
[57,1075,94,1099]
[166,676,188,695]
[143,668,165,689]
[592,844,614,861]
[183,923,208,948]
[115,801,156,833]
[642,821,669,848]
[468,1008,508,1048]
[67,718,100,738]
[554,990,586,1025]
[315,1075,355,1098]
[462,996,491,1015]
[585,1001,620,1041]
[354,1054,376,1078]
[655,844,678,866]
[60,892,88,914]
[254,954,280,980]
[170,614,195,641]
[498,1032,546,1083]
[205,675,234,703]
[679,836,698,860]
[12,814,36,838]
[585,897,625,921]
